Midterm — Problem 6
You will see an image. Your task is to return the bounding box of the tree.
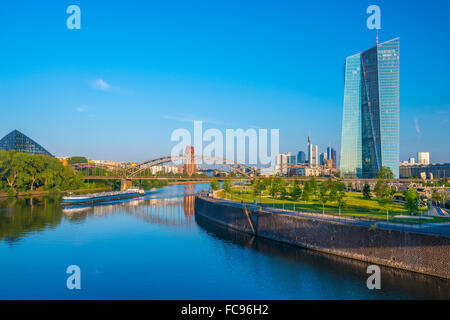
[210,178,220,191]
[432,190,446,208]
[403,188,418,215]
[328,189,338,203]
[378,186,395,219]
[336,190,346,216]
[347,182,353,191]
[252,179,266,202]
[290,181,302,201]
[266,177,286,203]
[374,179,387,199]
[67,156,88,165]
[309,177,318,194]
[362,183,371,199]
[377,166,394,180]
[223,180,233,199]
[317,183,329,214]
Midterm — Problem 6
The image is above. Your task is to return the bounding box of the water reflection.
[195,214,450,300]
[0,186,198,243]
[1,183,449,299]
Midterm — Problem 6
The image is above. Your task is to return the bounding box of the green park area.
[210,173,450,224]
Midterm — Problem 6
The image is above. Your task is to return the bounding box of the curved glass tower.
[340,38,399,178]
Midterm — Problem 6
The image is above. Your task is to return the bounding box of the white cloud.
[92,78,114,91]
[414,118,421,135]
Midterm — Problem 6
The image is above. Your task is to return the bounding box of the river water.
[0,183,448,299]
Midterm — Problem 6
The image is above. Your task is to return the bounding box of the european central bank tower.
[340,38,400,178]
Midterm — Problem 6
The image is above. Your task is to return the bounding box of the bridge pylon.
[121,179,133,191]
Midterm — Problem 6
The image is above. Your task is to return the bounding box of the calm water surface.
[0,183,449,299]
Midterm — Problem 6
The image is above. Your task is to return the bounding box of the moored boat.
[62,188,145,206]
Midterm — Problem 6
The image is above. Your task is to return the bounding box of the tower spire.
[376,29,379,45]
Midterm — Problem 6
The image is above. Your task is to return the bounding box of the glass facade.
[0,130,52,156]
[340,53,362,178]
[340,38,399,178]
[297,151,306,163]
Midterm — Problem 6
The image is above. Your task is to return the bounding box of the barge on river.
[62,188,145,206]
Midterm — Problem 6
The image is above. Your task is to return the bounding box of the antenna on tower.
[376,29,379,45]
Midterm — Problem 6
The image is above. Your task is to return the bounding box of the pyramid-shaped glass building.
[0,130,52,156]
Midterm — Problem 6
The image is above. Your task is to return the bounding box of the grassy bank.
[217,187,450,224]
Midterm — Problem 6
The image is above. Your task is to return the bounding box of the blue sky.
[0,0,449,163]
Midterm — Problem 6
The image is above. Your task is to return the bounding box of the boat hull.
[63,192,145,206]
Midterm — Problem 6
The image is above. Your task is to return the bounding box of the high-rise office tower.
[340,38,400,178]
[327,146,337,169]
[311,145,318,167]
[417,152,430,165]
[297,151,306,163]
[319,152,327,166]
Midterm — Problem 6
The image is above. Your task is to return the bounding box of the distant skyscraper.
[297,151,306,163]
[307,136,312,164]
[327,147,337,169]
[340,38,400,178]
[417,152,430,165]
[311,145,318,167]
[319,152,327,166]
[0,130,52,156]
[408,157,415,164]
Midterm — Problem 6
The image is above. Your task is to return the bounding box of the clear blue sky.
[0,0,449,163]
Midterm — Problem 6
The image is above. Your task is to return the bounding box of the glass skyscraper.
[340,38,399,178]
[0,130,52,156]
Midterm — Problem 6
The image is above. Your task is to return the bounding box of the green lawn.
[217,187,449,224]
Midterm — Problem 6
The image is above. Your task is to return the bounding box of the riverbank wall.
[194,194,450,279]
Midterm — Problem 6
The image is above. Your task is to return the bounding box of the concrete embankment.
[194,194,450,279]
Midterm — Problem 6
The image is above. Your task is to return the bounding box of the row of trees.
[0,150,85,195]
[212,177,348,215]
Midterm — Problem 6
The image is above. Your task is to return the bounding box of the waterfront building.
[184,146,196,175]
[340,38,400,178]
[399,163,449,179]
[409,157,415,164]
[297,151,306,163]
[276,152,290,175]
[417,152,430,165]
[0,129,52,156]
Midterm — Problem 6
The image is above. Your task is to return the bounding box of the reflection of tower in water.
[183,184,196,216]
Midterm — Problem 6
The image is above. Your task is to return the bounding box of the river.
[0,183,448,299]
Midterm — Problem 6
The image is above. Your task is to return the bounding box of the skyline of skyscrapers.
[340,38,400,178]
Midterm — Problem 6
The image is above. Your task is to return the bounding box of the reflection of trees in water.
[0,197,62,244]
[195,214,450,300]
[0,192,197,244]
